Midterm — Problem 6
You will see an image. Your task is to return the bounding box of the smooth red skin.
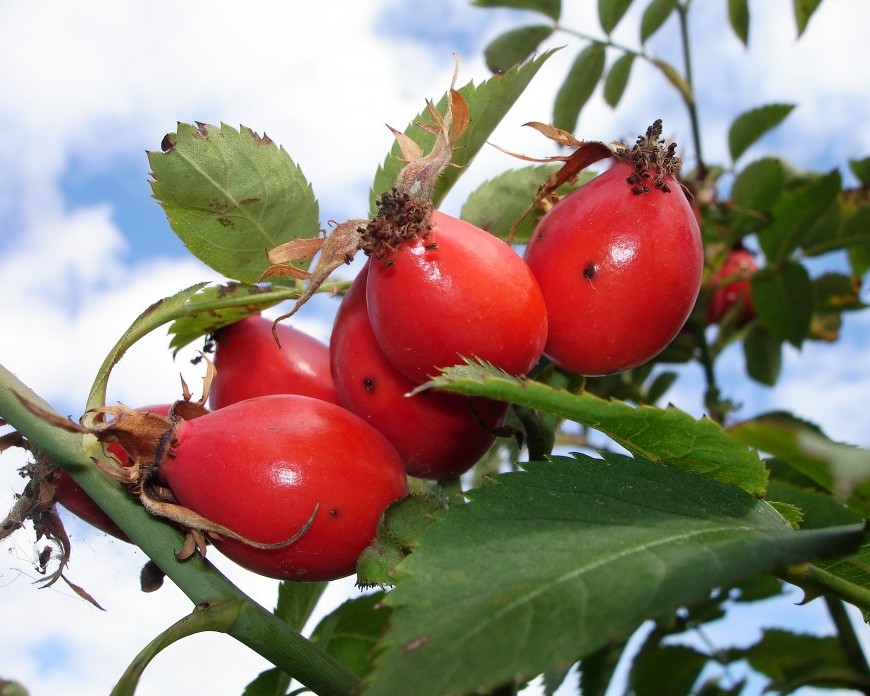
[209,315,339,410]
[331,264,508,480]
[524,162,703,376]
[53,404,172,541]
[366,210,548,384]
[706,249,758,326]
[160,394,408,581]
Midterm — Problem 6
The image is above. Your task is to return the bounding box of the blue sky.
[1,1,869,695]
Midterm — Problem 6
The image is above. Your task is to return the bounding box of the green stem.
[780,562,870,615]
[0,362,361,696]
[676,1,706,178]
[825,596,870,681]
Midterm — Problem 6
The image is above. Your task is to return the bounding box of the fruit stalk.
[0,361,362,696]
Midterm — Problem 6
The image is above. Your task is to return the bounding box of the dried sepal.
[140,479,319,560]
[266,218,367,330]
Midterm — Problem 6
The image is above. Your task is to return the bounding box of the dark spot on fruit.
[363,377,375,392]
[583,263,598,280]
[330,508,340,517]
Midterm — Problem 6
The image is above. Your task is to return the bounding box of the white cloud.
[1,2,869,695]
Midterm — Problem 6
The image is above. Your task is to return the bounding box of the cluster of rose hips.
[51,121,717,584]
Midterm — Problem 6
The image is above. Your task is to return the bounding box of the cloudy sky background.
[1,1,869,694]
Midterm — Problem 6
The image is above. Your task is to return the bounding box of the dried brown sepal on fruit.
[498,119,682,243]
[261,57,469,326]
[260,219,368,331]
[13,360,316,562]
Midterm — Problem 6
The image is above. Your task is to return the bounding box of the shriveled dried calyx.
[261,59,469,325]
[18,364,315,562]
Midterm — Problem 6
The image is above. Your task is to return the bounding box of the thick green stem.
[825,596,870,681]
[0,362,361,696]
[676,2,706,178]
[780,563,870,616]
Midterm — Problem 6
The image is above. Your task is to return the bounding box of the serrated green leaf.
[742,629,855,691]
[849,157,870,186]
[743,324,782,387]
[640,0,676,44]
[729,412,870,519]
[766,480,860,531]
[759,169,841,260]
[309,592,391,679]
[728,104,796,163]
[419,360,768,496]
[630,643,708,696]
[553,44,607,133]
[651,58,694,105]
[751,262,813,346]
[728,0,750,45]
[603,53,635,108]
[370,51,555,212]
[365,454,863,696]
[166,282,301,355]
[599,0,634,34]
[484,25,555,74]
[843,201,870,276]
[149,123,319,283]
[459,165,595,243]
[472,0,561,21]
[793,0,822,36]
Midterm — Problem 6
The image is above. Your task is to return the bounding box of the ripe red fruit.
[365,210,548,384]
[209,314,338,410]
[159,394,408,581]
[331,263,508,480]
[706,248,758,327]
[53,404,172,541]
[524,160,703,376]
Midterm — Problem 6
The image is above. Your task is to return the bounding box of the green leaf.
[728,0,750,45]
[728,104,795,163]
[750,261,813,347]
[553,44,607,133]
[599,0,634,34]
[371,50,555,212]
[603,53,635,108]
[459,165,595,243]
[166,282,301,355]
[849,156,870,186]
[472,0,561,21]
[484,25,555,74]
[730,157,785,238]
[640,0,676,44]
[812,273,866,313]
[843,201,870,277]
[148,123,320,283]
[310,592,391,679]
[242,668,291,696]
[793,0,823,37]
[275,581,328,632]
[728,412,870,520]
[365,454,864,696]
[743,324,782,387]
[651,58,694,105]
[419,360,769,496]
[580,640,629,696]
[759,169,841,260]
[629,643,708,696]
[743,629,856,691]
